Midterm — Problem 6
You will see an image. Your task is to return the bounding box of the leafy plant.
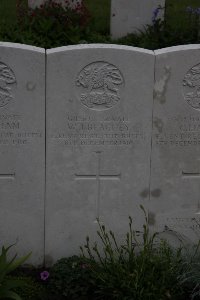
[0,0,93,49]
[178,232,200,300]
[0,244,31,300]
[80,206,184,300]
[48,255,96,299]
[185,6,200,41]
[1,1,200,49]
[12,275,47,300]
[17,0,91,48]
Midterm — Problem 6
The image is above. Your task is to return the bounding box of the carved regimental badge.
[76,61,124,111]
[183,63,200,110]
[0,62,16,108]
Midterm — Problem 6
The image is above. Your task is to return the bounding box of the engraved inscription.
[155,115,200,147]
[0,114,42,146]
[0,62,16,108]
[51,114,146,147]
[76,61,124,111]
[183,63,200,110]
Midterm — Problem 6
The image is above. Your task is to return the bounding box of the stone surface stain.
[154,65,171,104]
[153,117,164,133]
[140,188,149,198]
[148,212,156,226]
[151,189,162,198]
[26,81,36,91]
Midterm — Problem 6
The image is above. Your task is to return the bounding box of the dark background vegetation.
[0,0,200,49]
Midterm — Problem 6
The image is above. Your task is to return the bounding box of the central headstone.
[46,44,154,263]
[111,0,165,39]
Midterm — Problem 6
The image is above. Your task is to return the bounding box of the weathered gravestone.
[111,0,165,39]
[0,43,45,265]
[28,0,82,9]
[150,45,200,244]
[46,44,154,263]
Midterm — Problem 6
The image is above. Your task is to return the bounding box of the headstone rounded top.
[154,44,200,55]
[46,44,154,55]
[0,42,45,53]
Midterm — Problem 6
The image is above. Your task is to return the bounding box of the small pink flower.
[81,263,89,269]
[40,270,50,281]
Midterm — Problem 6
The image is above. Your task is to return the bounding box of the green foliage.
[166,0,200,32]
[48,255,96,299]
[84,0,110,34]
[80,206,184,300]
[2,213,200,300]
[177,241,200,300]
[115,15,200,50]
[0,0,95,49]
[0,244,31,300]
[1,0,200,49]
[8,276,46,300]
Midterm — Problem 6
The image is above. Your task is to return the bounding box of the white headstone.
[3,42,199,264]
[150,45,200,245]
[0,43,45,265]
[28,0,82,9]
[28,0,43,8]
[46,44,154,264]
[111,0,165,39]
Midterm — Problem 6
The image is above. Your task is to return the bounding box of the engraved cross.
[0,172,15,180]
[75,151,121,218]
[182,170,200,214]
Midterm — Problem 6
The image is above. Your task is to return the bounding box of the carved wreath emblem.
[76,61,124,111]
[183,63,200,110]
[0,62,16,108]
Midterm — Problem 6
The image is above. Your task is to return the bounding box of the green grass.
[166,0,200,30]
[0,0,27,23]
[85,0,111,34]
[0,0,18,23]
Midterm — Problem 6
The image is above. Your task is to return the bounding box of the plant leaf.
[6,252,31,273]
[0,290,22,300]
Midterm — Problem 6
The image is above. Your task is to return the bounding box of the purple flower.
[185,6,200,15]
[186,6,194,13]
[152,7,160,24]
[40,270,50,281]
[195,8,200,15]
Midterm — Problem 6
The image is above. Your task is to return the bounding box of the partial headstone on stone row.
[28,0,82,9]
[0,43,45,265]
[46,44,155,264]
[150,45,200,245]
[111,0,165,39]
